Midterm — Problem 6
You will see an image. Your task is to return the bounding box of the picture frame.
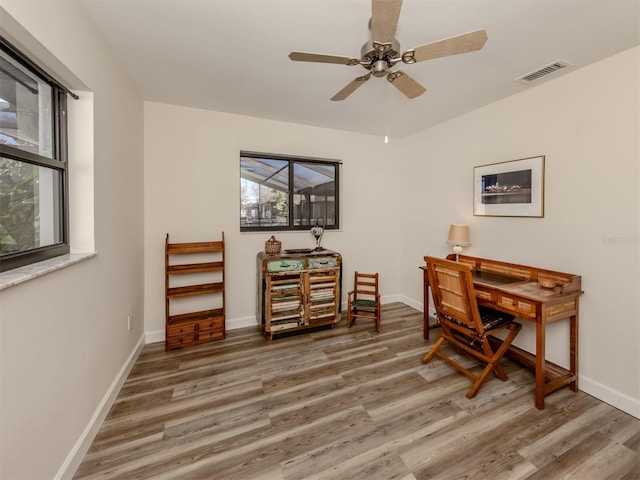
[473,156,545,217]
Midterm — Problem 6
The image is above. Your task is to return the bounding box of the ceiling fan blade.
[289,51,359,65]
[387,70,426,99]
[371,0,403,45]
[405,29,488,63]
[331,75,371,101]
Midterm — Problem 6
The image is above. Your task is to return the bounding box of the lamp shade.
[447,224,470,246]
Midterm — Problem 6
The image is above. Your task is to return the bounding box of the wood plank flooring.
[74,303,640,479]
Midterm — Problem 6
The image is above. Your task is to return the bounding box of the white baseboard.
[392,294,438,321]
[228,315,259,330]
[145,328,165,344]
[55,334,146,479]
[340,294,425,314]
[392,294,421,312]
[381,293,404,306]
[145,315,260,344]
[579,375,640,419]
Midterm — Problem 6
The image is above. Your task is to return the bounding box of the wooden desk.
[420,254,583,410]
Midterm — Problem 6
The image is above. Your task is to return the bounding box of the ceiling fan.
[288,0,488,101]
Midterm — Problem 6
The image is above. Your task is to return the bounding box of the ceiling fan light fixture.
[372,60,388,77]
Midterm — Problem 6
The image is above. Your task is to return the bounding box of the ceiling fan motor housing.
[361,38,400,76]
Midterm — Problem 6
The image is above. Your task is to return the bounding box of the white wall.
[0,3,637,477]
[144,103,405,337]
[0,2,145,479]
[400,46,640,415]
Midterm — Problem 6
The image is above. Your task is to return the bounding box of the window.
[0,37,70,272]
[240,151,340,232]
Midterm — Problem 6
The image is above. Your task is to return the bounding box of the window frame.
[240,151,340,233]
[0,36,70,272]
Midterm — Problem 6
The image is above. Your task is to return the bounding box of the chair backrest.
[424,256,483,333]
[353,271,379,300]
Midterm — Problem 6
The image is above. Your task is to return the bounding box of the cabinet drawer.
[474,286,495,303]
[167,323,196,336]
[166,333,196,348]
[497,293,537,318]
[267,259,304,272]
[307,256,338,269]
[197,318,223,332]
[196,330,224,343]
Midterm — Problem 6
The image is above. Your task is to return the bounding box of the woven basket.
[265,235,281,255]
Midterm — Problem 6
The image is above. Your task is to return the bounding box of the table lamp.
[447,224,470,261]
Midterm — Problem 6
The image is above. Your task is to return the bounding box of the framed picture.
[473,156,545,217]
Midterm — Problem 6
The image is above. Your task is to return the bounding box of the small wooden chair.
[347,272,381,331]
[422,256,522,398]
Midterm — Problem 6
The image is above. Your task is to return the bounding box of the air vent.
[516,60,573,83]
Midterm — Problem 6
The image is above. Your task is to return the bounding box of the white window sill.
[0,252,97,291]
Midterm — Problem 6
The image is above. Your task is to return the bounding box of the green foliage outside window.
[0,157,38,254]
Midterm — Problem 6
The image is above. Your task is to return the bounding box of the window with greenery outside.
[240,152,339,232]
[0,38,69,272]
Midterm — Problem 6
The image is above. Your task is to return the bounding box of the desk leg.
[422,268,430,340]
[570,313,579,392]
[535,321,546,410]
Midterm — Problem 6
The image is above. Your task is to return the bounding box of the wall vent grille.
[516,60,573,83]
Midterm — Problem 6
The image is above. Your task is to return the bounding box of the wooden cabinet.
[257,250,341,340]
[165,233,225,350]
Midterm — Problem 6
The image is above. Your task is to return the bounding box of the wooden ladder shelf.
[165,233,226,350]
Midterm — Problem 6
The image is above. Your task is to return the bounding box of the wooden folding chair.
[422,256,522,398]
[347,272,381,331]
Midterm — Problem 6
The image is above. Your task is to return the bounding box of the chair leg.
[422,337,445,363]
[466,346,510,398]
[465,324,522,398]
[479,337,509,381]
[466,363,496,398]
[489,323,521,379]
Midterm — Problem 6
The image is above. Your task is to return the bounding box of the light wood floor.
[75,303,639,479]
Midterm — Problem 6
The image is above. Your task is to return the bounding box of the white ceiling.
[77,0,639,139]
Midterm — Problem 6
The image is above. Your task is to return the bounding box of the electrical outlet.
[127,313,132,331]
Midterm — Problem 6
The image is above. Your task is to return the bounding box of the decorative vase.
[310,217,325,251]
